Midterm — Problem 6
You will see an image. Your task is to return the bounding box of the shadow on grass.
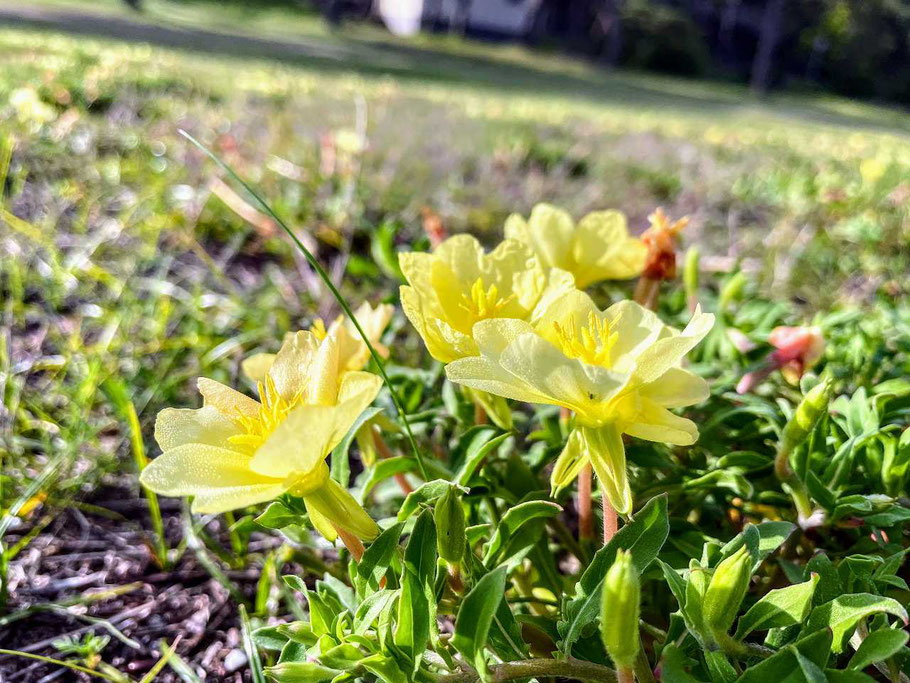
[1,4,907,135]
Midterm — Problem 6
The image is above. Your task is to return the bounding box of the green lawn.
[1,14,909,679]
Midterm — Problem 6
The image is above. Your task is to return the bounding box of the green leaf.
[456,427,511,485]
[735,574,819,638]
[354,590,398,636]
[805,594,909,653]
[738,629,832,683]
[453,566,508,673]
[360,654,409,683]
[398,480,466,521]
[704,650,737,683]
[559,495,669,655]
[848,628,909,670]
[263,661,341,682]
[394,509,437,669]
[721,521,795,572]
[357,522,404,588]
[482,500,562,565]
[252,625,290,652]
[659,644,704,683]
[824,671,876,682]
[255,501,300,530]
[331,406,382,486]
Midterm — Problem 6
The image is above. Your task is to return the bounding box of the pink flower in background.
[736,325,825,394]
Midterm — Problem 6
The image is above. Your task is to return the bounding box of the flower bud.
[434,485,466,563]
[769,325,825,384]
[600,549,641,670]
[683,246,700,310]
[703,545,752,637]
[780,376,833,456]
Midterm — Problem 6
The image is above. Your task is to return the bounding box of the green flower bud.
[600,549,640,670]
[780,377,833,456]
[703,545,752,637]
[683,246,700,302]
[718,271,747,313]
[434,485,466,563]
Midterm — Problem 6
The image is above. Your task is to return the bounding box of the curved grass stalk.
[0,649,121,681]
[178,130,429,481]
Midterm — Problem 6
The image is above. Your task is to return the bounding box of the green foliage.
[1,20,909,683]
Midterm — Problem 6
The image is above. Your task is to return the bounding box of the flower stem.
[334,526,365,562]
[634,277,660,311]
[372,427,413,496]
[618,668,635,683]
[603,495,619,544]
[474,401,488,425]
[578,464,593,541]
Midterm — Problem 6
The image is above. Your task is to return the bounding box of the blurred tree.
[750,0,785,92]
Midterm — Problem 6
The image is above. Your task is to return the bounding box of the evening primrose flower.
[399,233,573,364]
[446,291,713,514]
[242,302,394,381]
[504,203,646,288]
[140,330,382,542]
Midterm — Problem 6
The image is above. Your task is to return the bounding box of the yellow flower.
[399,233,572,364]
[504,203,646,288]
[140,330,383,541]
[242,302,394,380]
[445,291,713,514]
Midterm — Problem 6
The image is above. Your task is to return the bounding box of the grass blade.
[178,129,429,481]
[239,604,266,683]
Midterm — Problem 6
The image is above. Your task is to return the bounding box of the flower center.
[310,318,328,340]
[227,375,304,454]
[553,312,617,368]
[459,277,516,322]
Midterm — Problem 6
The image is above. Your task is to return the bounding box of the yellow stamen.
[310,318,328,340]
[553,312,617,367]
[459,277,516,321]
[227,374,305,454]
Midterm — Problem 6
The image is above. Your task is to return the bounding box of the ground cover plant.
[0,17,909,682]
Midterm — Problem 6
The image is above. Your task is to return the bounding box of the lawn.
[1,10,909,681]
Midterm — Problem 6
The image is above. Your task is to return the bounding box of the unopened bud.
[718,271,747,313]
[683,247,700,310]
[703,545,752,637]
[434,486,466,563]
[780,377,833,455]
[600,549,640,670]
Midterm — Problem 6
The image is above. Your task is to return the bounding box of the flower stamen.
[553,312,618,367]
[459,277,516,322]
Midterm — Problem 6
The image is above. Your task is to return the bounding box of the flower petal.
[154,406,243,452]
[572,210,646,286]
[519,203,575,271]
[267,330,320,402]
[620,396,699,445]
[197,378,260,419]
[639,367,709,408]
[241,353,276,384]
[139,444,286,513]
[400,284,476,363]
[249,404,339,479]
[631,306,714,383]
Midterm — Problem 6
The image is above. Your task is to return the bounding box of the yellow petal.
[602,300,668,373]
[571,210,646,286]
[331,371,383,450]
[267,330,320,402]
[197,378,260,419]
[630,306,714,383]
[139,444,286,514]
[154,406,243,452]
[582,424,633,516]
[308,331,340,405]
[249,404,339,479]
[639,367,709,408]
[241,353,276,384]
[618,396,699,445]
[520,203,575,271]
[400,284,477,363]
[305,478,380,540]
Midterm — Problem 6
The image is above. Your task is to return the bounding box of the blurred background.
[0,0,908,679]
